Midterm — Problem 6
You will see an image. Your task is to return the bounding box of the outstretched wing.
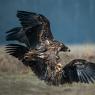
[6,11,53,48]
[6,44,28,60]
[62,59,95,84]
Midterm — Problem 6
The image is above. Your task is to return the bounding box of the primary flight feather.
[6,11,95,86]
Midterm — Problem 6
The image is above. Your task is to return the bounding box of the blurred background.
[0,1,95,95]
[0,0,95,45]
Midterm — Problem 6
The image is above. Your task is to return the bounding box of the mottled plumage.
[5,11,95,86]
[6,11,53,48]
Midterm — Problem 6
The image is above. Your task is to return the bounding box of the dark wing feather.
[6,27,31,47]
[17,11,53,40]
[17,11,42,28]
[6,25,41,48]
[6,44,28,60]
[62,59,95,84]
[6,11,53,48]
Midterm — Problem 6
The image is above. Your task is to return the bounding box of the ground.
[0,44,95,95]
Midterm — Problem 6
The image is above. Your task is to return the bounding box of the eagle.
[6,11,69,51]
[6,11,95,86]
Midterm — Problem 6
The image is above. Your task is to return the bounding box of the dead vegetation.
[0,44,95,74]
[0,46,30,74]
[0,44,95,95]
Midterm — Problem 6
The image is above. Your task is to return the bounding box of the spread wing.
[62,59,95,84]
[6,11,53,48]
[6,44,29,60]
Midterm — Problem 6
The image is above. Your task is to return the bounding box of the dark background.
[0,0,95,44]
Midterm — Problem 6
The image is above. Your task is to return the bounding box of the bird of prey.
[6,11,95,86]
[6,11,69,51]
[24,43,95,86]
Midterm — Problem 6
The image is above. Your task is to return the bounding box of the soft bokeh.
[0,0,95,44]
[0,1,95,95]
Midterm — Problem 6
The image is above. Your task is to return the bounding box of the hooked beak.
[60,46,71,52]
[67,48,70,52]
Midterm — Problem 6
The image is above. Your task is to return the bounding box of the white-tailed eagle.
[6,11,95,86]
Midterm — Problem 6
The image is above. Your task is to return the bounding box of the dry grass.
[0,44,95,95]
[0,46,30,74]
[60,44,95,65]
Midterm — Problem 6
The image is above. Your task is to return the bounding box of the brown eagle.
[6,11,95,86]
